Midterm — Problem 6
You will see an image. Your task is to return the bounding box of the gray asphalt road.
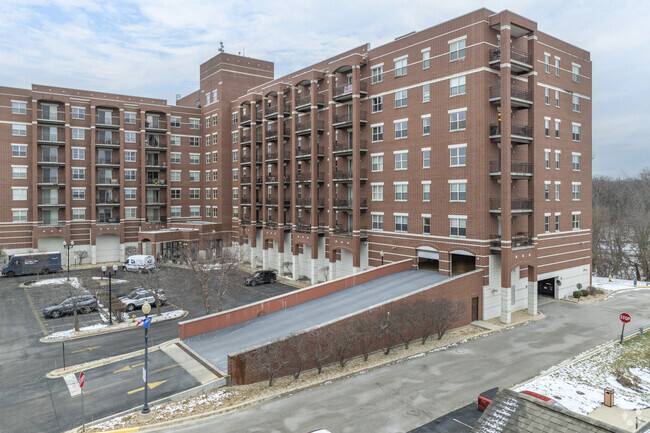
[171,289,650,433]
[184,270,448,370]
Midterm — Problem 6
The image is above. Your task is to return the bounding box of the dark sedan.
[43,295,98,318]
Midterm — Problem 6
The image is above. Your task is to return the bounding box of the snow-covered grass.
[592,276,650,292]
[515,333,650,415]
[42,310,185,341]
[27,276,127,288]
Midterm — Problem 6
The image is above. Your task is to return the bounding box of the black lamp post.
[63,240,74,280]
[101,265,118,325]
[380,250,385,266]
[141,301,152,414]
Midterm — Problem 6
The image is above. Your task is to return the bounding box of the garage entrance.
[538,277,555,297]
[450,251,476,276]
[417,247,439,273]
[96,234,120,263]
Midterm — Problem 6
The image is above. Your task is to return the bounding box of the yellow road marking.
[127,380,166,395]
[453,418,474,429]
[71,380,122,398]
[23,287,49,336]
[113,362,144,373]
[151,363,179,374]
[71,346,101,354]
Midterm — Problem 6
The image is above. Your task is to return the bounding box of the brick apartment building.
[0,9,591,322]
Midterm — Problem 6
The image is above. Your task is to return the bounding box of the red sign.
[620,313,631,323]
[79,371,85,389]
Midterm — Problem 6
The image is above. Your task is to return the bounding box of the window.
[422,149,430,168]
[423,216,431,234]
[12,144,27,157]
[572,124,581,141]
[12,209,27,222]
[72,208,85,220]
[395,120,407,139]
[12,124,26,136]
[555,151,560,170]
[189,153,200,164]
[124,112,136,124]
[171,207,181,218]
[555,90,560,108]
[232,132,238,144]
[371,184,383,201]
[213,189,218,199]
[395,151,408,170]
[545,183,550,201]
[72,188,85,200]
[422,84,430,103]
[395,215,408,232]
[124,188,137,200]
[189,171,200,182]
[544,215,550,232]
[12,101,27,115]
[206,93,211,105]
[212,134,218,145]
[233,207,239,218]
[372,96,383,113]
[422,182,431,201]
[189,189,200,199]
[171,152,181,164]
[545,88,550,105]
[205,206,211,217]
[572,153,581,171]
[211,151,217,163]
[395,90,407,108]
[125,150,136,162]
[213,207,218,218]
[555,182,560,201]
[190,206,200,217]
[72,168,85,180]
[544,54,550,73]
[170,116,181,128]
[450,217,467,236]
[555,120,560,138]
[572,183,581,201]
[171,189,181,199]
[189,118,199,129]
[450,76,466,96]
[422,49,430,69]
[572,213,581,230]
[545,119,550,137]
[212,90,218,102]
[206,188,211,200]
[189,137,200,147]
[372,125,384,142]
[171,171,181,182]
[213,170,218,181]
[232,112,238,124]
[572,64,580,83]
[450,110,466,131]
[212,115,218,127]
[170,135,180,146]
[125,169,137,181]
[12,187,27,201]
[205,170,210,182]
[372,214,383,230]
[232,169,238,180]
[394,183,408,201]
[554,57,560,76]
[394,57,407,77]
[371,154,383,172]
[449,38,466,61]
[545,150,550,169]
[205,117,210,129]
[555,214,560,232]
[12,166,27,179]
[122,207,135,220]
[572,95,581,112]
[450,146,466,166]
[450,181,466,201]
[422,116,430,135]
[232,188,238,200]
[371,65,383,83]
[232,150,238,162]
[125,132,136,143]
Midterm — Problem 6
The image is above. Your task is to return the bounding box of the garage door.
[38,237,65,255]
[96,235,120,263]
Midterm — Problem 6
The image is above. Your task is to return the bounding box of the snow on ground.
[28,276,127,288]
[592,276,650,292]
[515,339,650,415]
[42,310,185,341]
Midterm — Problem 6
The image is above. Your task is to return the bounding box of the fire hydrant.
[131,314,136,322]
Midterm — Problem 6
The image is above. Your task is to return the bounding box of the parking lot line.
[71,346,101,354]
[127,380,167,395]
[453,418,474,429]
[113,362,145,374]
[64,373,81,397]
[23,286,48,336]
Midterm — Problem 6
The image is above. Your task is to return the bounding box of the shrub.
[589,286,604,295]
[581,289,589,297]
[573,290,582,299]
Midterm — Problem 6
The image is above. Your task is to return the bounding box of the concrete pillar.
[249,244,256,269]
[311,258,318,284]
[262,248,268,270]
[527,280,538,315]
[91,245,97,265]
[501,285,512,324]
[353,266,361,274]
[292,254,298,281]
[330,260,336,281]
[119,244,126,262]
[277,250,283,276]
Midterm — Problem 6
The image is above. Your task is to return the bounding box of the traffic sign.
[620,313,631,323]
[78,371,85,389]
[143,316,152,329]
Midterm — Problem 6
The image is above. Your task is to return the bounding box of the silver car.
[119,289,167,312]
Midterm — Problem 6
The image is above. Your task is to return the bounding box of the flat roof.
[184,270,448,371]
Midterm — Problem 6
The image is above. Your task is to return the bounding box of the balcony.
[145,137,167,150]
[265,175,279,184]
[145,160,167,169]
[97,157,120,167]
[295,172,324,183]
[333,139,368,155]
[295,223,313,233]
[145,178,167,187]
[295,95,324,112]
[97,217,121,224]
[295,197,324,208]
[266,198,291,207]
[265,126,290,141]
[37,109,65,124]
[146,200,167,206]
[489,197,533,214]
[265,150,291,162]
[145,216,167,223]
[95,114,120,129]
[489,86,533,109]
[37,132,65,145]
[333,111,367,129]
[240,176,251,184]
[37,155,65,166]
[241,197,251,206]
[489,47,533,75]
[332,225,368,239]
[333,82,368,102]
[333,198,368,210]
[489,124,533,144]
[38,176,65,186]
[489,160,533,179]
[333,169,367,182]
[96,197,120,205]
[295,119,324,136]
[38,201,65,208]
[145,119,167,132]
[96,137,120,148]
[96,178,120,186]
[295,146,324,160]
[240,218,251,226]
[265,104,290,119]
[490,233,533,251]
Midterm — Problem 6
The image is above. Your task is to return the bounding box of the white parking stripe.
[64,373,81,396]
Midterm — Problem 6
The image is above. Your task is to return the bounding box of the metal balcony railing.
[96,114,120,127]
[97,217,120,224]
[489,47,532,65]
[37,109,65,122]
[333,82,367,98]
[489,160,533,175]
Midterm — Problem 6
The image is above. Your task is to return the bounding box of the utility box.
[604,388,614,407]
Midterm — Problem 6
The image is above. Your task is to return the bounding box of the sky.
[0,0,646,178]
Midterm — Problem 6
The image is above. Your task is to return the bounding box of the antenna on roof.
[218,41,225,53]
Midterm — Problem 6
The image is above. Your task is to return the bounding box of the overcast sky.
[0,0,646,178]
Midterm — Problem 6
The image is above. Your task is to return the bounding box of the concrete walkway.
[184,270,448,371]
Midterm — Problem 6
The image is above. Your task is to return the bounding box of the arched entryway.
[450,250,476,276]
[416,246,439,272]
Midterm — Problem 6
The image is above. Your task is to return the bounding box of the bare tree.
[390,302,420,350]
[74,250,89,265]
[429,298,466,340]
[249,344,289,387]
[282,261,292,278]
[378,311,395,355]
[63,272,99,332]
[125,246,137,257]
[130,267,173,316]
[328,322,357,367]
[288,333,308,379]
[320,266,329,282]
[353,312,379,362]
[309,328,332,374]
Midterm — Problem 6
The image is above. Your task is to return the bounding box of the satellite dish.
[577,283,582,289]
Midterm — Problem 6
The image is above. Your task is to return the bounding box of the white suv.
[119,289,167,312]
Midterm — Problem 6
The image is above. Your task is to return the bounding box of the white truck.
[122,255,156,272]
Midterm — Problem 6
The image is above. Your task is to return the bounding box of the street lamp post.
[142,301,151,415]
[62,240,74,280]
[101,265,118,325]
[380,250,385,266]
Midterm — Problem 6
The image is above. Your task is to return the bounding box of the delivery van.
[122,255,156,272]
[2,252,62,277]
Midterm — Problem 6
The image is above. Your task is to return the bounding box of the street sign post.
[620,313,631,344]
[78,371,86,432]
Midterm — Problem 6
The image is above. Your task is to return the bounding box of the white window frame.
[371,183,384,201]
[394,56,408,77]
[394,119,408,139]
[449,144,466,167]
[371,123,384,142]
[394,182,408,202]
[449,180,467,202]
[450,76,466,96]
[371,153,384,172]
[394,150,408,170]
[449,36,466,61]
[449,215,467,237]
[371,64,383,84]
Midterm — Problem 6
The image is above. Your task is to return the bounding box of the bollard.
[604,388,614,407]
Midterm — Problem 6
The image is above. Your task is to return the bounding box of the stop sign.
[620,313,631,323]
[78,371,85,389]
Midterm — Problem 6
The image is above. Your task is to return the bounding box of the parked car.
[3,252,62,277]
[122,255,156,272]
[43,295,98,318]
[244,270,276,286]
[478,388,565,411]
[119,289,167,312]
